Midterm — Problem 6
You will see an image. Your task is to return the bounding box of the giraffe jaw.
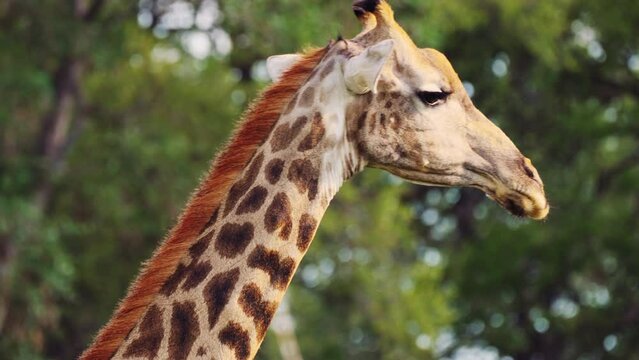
[381,165,549,220]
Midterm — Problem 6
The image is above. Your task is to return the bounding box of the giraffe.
[81,1,549,359]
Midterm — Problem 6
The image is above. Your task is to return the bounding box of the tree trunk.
[271,294,305,360]
[34,58,84,211]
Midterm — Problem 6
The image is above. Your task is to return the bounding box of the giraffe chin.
[487,192,549,220]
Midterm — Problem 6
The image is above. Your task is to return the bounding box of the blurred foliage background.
[1,0,638,359]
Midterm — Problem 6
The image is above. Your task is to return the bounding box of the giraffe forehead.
[419,48,463,90]
[385,47,463,92]
[399,63,448,91]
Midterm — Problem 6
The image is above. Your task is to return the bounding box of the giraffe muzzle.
[476,158,549,220]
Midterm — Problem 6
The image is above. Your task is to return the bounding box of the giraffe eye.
[416,90,450,106]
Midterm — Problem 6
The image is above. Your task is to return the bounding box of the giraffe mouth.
[481,188,548,219]
[381,164,549,220]
[463,165,549,220]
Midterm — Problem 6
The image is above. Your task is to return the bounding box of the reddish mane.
[80,46,328,360]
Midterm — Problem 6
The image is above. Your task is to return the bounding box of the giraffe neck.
[112,54,363,360]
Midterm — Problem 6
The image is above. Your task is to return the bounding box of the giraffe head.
[267,0,548,219]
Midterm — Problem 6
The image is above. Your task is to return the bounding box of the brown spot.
[357,141,368,156]
[363,91,374,105]
[196,347,206,356]
[236,186,268,215]
[347,110,366,142]
[406,142,424,165]
[123,305,164,359]
[264,192,292,240]
[298,86,316,107]
[265,158,285,185]
[203,268,240,329]
[357,111,368,130]
[238,283,277,339]
[160,263,189,296]
[380,113,387,129]
[287,159,319,201]
[182,261,213,290]
[297,214,318,252]
[282,93,298,116]
[168,301,200,360]
[390,91,402,99]
[345,101,363,141]
[395,144,408,158]
[189,230,214,262]
[215,222,255,258]
[200,207,219,234]
[308,64,321,79]
[224,152,264,215]
[377,79,392,91]
[298,112,325,151]
[319,59,335,79]
[219,322,251,360]
[247,245,296,290]
[270,116,308,152]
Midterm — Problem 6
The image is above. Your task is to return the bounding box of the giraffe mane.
[80,45,329,360]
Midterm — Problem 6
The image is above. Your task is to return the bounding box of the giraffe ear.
[344,39,394,94]
[266,54,302,82]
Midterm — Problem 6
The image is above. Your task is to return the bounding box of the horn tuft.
[352,0,381,18]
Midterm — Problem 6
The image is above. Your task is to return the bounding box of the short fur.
[80,46,328,360]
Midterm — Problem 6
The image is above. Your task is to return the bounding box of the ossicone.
[352,0,381,18]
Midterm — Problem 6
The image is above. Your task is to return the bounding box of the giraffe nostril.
[521,158,536,179]
[523,164,535,179]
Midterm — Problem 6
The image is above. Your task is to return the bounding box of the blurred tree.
[282,171,454,360]
[426,0,639,358]
[1,0,638,359]
[0,1,243,358]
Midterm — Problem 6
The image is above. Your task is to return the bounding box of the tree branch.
[83,0,106,21]
[596,149,639,195]
[34,58,85,211]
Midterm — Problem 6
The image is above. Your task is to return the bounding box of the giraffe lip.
[464,165,549,220]
[476,184,548,219]
[503,198,526,217]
